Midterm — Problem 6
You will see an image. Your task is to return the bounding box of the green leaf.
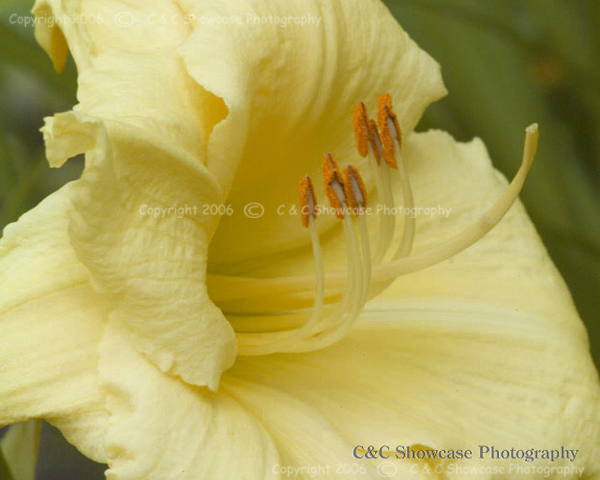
[0,21,76,99]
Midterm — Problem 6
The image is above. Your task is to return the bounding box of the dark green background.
[0,0,598,478]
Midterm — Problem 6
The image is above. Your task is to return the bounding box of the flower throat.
[209,94,539,356]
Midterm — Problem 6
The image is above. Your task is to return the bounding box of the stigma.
[213,94,539,356]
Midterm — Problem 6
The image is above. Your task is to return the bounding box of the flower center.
[208,95,539,356]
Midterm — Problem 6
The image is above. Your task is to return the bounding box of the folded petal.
[36,0,237,388]
[42,110,237,390]
[0,183,109,462]
[178,0,446,268]
[34,0,227,173]
[98,317,278,480]
[35,0,241,389]
[32,0,69,72]
[74,49,225,170]
[32,0,191,70]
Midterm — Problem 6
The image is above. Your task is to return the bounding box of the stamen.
[350,101,385,209]
[238,166,369,355]
[353,102,369,158]
[305,169,363,338]
[237,176,326,355]
[344,165,372,302]
[375,97,414,259]
[367,119,383,164]
[362,117,391,262]
[322,153,346,218]
[299,175,318,228]
[320,160,359,326]
[377,93,402,169]
[368,119,396,262]
[343,165,367,210]
[288,213,365,353]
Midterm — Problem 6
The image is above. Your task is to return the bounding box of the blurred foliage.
[0,448,13,480]
[35,423,106,480]
[0,2,82,231]
[0,0,598,478]
[386,0,600,371]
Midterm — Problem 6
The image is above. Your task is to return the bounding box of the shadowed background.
[0,0,598,478]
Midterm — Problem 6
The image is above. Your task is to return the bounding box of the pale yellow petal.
[0,420,41,480]
[232,303,600,477]
[74,49,225,170]
[32,0,191,71]
[228,131,600,476]
[178,0,446,268]
[0,184,109,462]
[98,317,279,480]
[223,376,382,479]
[42,110,237,390]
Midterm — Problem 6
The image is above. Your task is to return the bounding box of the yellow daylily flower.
[1,0,599,479]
